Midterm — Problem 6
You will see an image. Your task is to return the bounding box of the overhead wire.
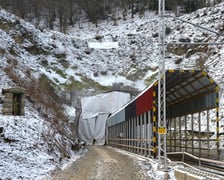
[166,14,223,36]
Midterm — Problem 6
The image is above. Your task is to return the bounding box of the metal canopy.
[166,70,218,118]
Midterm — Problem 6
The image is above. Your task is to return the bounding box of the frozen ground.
[50,146,176,180]
[0,105,55,179]
[0,108,79,180]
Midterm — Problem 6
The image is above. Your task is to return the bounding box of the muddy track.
[51,146,148,180]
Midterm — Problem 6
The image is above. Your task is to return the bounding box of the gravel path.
[51,146,149,180]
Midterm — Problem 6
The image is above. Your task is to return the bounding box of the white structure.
[78,91,130,145]
[88,42,119,49]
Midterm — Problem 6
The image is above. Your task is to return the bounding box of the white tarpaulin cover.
[88,42,119,49]
[78,91,130,145]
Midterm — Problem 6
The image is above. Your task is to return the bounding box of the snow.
[113,147,177,179]
[0,107,80,179]
[0,105,55,179]
[64,105,76,122]
[0,65,78,180]
[0,2,224,179]
[88,42,119,49]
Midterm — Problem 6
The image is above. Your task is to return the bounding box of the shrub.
[165,27,172,35]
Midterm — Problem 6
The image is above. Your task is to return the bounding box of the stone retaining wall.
[1,87,26,116]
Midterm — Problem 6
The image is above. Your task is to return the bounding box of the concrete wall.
[2,87,26,116]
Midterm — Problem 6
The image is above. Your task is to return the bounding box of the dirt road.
[52,146,149,180]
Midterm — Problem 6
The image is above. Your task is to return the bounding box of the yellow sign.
[158,127,167,134]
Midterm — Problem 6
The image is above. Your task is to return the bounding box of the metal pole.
[158,0,167,168]
[158,0,162,161]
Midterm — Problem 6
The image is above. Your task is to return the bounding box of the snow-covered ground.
[0,2,224,179]
[0,101,80,179]
[0,106,54,179]
[0,73,79,179]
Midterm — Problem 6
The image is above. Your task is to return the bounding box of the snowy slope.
[0,3,224,179]
[0,105,54,179]
[0,4,223,91]
[0,75,78,179]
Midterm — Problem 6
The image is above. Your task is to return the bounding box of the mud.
[51,146,149,180]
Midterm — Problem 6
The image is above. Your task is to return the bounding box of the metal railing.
[108,138,153,157]
[167,151,224,176]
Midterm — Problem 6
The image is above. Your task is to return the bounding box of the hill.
[0,2,223,179]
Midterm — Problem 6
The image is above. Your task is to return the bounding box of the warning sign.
[158,127,167,134]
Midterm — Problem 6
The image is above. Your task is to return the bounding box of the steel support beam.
[158,0,167,168]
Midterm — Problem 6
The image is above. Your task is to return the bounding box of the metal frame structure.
[158,0,167,167]
[166,70,219,159]
[107,69,220,160]
[156,0,223,166]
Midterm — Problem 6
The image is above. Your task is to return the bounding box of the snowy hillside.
[0,2,224,179]
[0,4,223,91]
[0,75,77,179]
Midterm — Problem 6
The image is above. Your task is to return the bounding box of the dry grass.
[3,63,75,159]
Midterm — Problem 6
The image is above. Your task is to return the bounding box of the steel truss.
[158,0,167,168]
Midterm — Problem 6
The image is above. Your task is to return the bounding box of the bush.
[165,27,172,35]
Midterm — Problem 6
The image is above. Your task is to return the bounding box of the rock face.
[2,87,26,115]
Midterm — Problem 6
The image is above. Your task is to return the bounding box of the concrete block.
[174,169,186,180]
[186,173,206,180]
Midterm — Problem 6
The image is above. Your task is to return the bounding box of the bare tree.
[31,0,43,26]
[14,0,26,18]
[0,0,221,33]
[57,0,69,33]
[43,0,57,30]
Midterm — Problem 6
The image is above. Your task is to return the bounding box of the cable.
[165,42,224,45]
[166,15,223,36]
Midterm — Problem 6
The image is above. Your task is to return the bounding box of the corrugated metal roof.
[107,69,219,126]
[165,70,218,118]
